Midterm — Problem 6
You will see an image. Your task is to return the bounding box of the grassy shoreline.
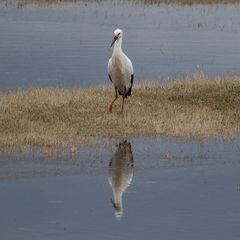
[1,72,240,149]
[3,0,240,6]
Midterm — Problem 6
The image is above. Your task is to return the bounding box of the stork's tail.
[118,87,132,98]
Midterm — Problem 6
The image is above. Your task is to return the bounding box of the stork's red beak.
[110,36,118,48]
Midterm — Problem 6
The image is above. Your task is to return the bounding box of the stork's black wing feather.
[126,74,134,97]
[108,74,112,82]
[130,74,134,85]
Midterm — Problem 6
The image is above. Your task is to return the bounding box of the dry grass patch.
[139,0,240,4]
[7,0,240,6]
[1,72,240,149]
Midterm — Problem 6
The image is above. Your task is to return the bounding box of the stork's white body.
[108,45,133,96]
[108,29,134,113]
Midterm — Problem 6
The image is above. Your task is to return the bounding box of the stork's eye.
[117,33,121,36]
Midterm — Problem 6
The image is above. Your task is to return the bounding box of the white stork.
[108,29,134,113]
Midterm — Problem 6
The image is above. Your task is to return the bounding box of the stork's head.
[110,29,123,48]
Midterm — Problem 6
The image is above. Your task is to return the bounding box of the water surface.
[0,138,240,239]
[0,1,240,91]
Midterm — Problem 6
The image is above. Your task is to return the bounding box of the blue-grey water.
[0,138,240,239]
[0,1,240,92]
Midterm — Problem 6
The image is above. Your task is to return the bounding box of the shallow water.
[1,1,240,91]
[0,138,240,239]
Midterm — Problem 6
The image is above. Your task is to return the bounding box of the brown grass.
[1,72,240,149]
[139,0,240,4]
[5,0,240,6]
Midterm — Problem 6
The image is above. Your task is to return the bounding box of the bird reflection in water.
[108,140,134,220]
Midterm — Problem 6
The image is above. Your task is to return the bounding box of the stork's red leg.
[108,88,118,113]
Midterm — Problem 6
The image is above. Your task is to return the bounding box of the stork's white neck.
[113,37,123,53]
